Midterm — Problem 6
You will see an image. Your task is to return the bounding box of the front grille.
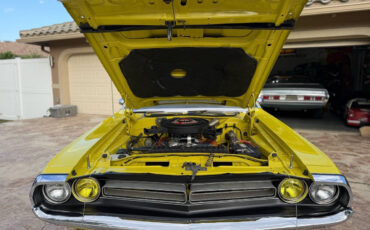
[190,181,276,203]
[102,181,187,204]
[102,180,276,205]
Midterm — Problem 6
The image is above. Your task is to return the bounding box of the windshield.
[266,75,312,84]
[352,100,370,110]
[133,104,248,116]
[143,111,239,117]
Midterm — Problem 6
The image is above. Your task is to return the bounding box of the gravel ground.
[0,114,369,230]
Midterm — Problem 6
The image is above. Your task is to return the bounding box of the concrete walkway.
[0,114,368,230]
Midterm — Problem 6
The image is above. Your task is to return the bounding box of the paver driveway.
[0,114,369,230]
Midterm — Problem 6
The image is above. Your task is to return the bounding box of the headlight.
[72,178,100,203]
[309,183,339,204]
[43,183,71,204]
[278,178,308,203]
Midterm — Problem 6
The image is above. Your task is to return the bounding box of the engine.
[142,118,219,148]
[125,117,261,158]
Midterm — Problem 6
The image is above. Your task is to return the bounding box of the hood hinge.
[245,92,257,137]
[123,108,134,134]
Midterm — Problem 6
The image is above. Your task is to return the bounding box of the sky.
[0,0,72,41]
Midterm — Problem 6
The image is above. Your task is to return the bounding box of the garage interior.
[265,45,369,131]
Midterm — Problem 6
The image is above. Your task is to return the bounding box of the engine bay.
[120,117,262,159]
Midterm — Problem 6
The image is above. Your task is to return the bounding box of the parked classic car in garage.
[30,0,352,229]
[259,75,329,117]
[345,98,370,126]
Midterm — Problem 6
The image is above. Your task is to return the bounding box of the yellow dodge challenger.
[30,0,353,229]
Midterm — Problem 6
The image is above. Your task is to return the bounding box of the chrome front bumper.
[33,207,352,230]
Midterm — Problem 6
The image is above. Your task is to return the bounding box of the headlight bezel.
[309,183,340,205]
[72,177,101,203]
[278,178,308,204]
[42,183,71,204]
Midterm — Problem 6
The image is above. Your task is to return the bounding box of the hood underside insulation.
[119,47,257,98]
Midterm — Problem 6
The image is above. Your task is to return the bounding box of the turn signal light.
[72,178,101,203]
[278,178,308,203]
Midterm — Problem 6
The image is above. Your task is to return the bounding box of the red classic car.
[345,98,370,127]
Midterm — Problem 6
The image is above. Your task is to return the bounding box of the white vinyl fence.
[0,58,53,120]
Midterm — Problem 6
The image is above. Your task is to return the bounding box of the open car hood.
[61,0,306,109]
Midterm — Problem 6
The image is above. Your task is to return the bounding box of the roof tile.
[19,22,80,38]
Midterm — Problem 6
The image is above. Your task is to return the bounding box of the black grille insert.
[102,180,276,205]
[102,181,187,204]
[190,181,276,203]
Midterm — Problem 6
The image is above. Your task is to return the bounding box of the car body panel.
[346,108,370,126]
[60,0,306,109]
[61,0,303,27]
[41,108,340,180]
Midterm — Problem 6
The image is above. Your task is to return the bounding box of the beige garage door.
[68,54,121,115]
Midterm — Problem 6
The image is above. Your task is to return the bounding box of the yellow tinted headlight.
[72,178,100,203]
[278,178,308,203]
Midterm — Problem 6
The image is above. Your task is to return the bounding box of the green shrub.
[0,51,17,59]
[0,51,44,59]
